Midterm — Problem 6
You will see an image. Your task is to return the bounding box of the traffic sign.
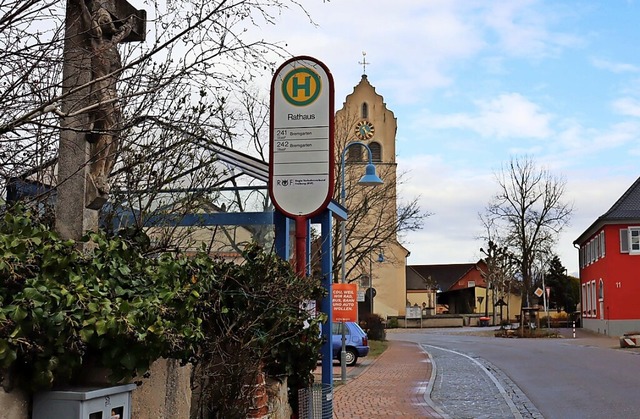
[269,56,335,218]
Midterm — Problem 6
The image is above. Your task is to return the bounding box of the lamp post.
[339,141,383,384]
[369,250,384,315]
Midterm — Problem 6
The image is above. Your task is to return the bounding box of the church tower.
[334,60,410,319]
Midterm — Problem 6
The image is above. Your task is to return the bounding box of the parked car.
[330,322,369,366]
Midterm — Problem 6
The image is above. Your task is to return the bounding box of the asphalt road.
[389,327,640,419]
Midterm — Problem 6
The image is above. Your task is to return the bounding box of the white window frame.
[618,227,640,254]
[599,278,604,301]
[621,228,630,253]
[581,283,587,316]
[631,227,640,254]
[591,280,597,318]
[588,282,592,316]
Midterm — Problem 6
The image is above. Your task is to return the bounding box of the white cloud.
[398,154,496,265]
[612,97,640,117]
[594,121,640,147]
[591,57,640,74]
[481,0,583,59]
[425,93,554,139]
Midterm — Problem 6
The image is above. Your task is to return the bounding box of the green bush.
[0,207,208,389]
[0,204,324,407]
[190,245,325,418]
[386,317,399,329]
[359,313,386,341]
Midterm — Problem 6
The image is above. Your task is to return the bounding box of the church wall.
[373,243,408,318]
[336,75,407,319]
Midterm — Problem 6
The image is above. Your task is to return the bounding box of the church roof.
[574,176,640,244]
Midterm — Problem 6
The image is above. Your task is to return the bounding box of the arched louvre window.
[361,102,368,119]
[347,146,363,162]
[370,142,382,162]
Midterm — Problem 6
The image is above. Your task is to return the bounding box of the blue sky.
[254,0,640,275]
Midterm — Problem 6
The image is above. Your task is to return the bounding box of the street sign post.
[269,56,335,219]
[269,56,334,276]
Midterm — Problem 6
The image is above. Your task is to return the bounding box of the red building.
[574,177,640,336]
[407,262,488,315]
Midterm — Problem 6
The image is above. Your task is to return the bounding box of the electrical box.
[33,384,136,419]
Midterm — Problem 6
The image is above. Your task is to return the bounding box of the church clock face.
[355,120,375,140]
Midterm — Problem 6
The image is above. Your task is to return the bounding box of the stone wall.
[266,376,291,419]
[131,358,192,419]
[0,360,295,419]
[396,315,464,328]
[0,388,28,419]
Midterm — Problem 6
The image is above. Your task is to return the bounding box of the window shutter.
[370,142,382,162]
[579,247,583,268]
[621,228,629,253]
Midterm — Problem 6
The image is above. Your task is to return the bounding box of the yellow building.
[334,74,410,319]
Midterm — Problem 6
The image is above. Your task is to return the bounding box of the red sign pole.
[295,216,307,276]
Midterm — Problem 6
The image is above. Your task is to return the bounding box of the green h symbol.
[282,67,320,106]
[292,75,311,98]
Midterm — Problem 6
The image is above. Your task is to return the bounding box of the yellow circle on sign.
[282,67,321,106]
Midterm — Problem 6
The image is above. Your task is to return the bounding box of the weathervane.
[359,51,369,75]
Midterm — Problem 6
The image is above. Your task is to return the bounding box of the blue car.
[330,322,369,366]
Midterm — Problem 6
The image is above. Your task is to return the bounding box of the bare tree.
[1,0,313,253]
[2,1,424,264]
[481,155,573,307]
[329,109,428,283]
[479,239,518,324]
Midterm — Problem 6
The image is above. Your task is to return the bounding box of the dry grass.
[368,340,388,357]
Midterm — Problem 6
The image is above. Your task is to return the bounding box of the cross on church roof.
[359,51,369,75]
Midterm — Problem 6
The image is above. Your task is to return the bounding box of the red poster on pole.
[332,283,358,322]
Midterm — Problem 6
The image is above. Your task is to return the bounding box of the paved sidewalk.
[556,327,621,348]
[333,340,445,418]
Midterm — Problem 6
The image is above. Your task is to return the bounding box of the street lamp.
[369,250,384,315]
[339,141,383,384]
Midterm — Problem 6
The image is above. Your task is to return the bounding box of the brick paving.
[333,340,444,418]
